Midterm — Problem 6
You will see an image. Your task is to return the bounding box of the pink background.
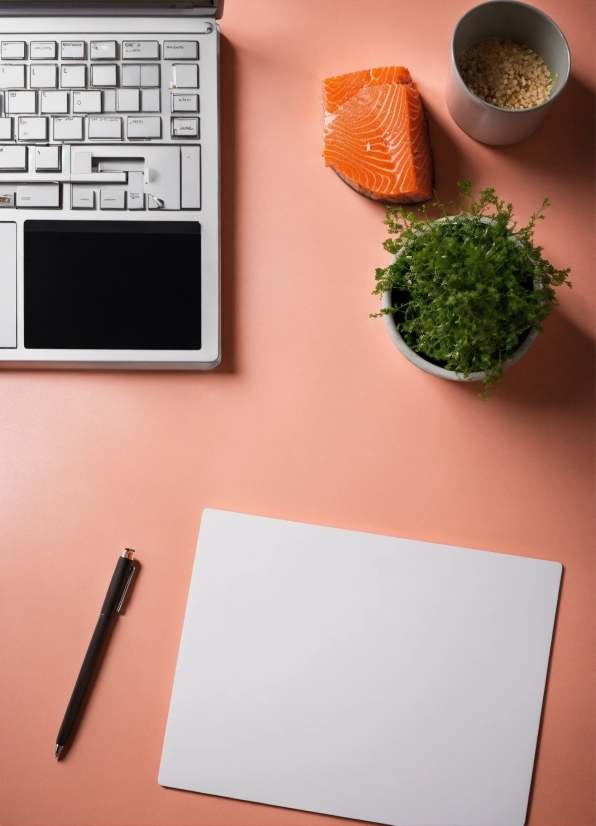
[1,1,594,824]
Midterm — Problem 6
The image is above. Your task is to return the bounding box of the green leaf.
[373,182,571,398]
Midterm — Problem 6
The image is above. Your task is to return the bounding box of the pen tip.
[122,548,136,559]
[55,744,63,759]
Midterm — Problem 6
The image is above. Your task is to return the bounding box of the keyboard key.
[52,117,83,140]
[117,89,140,112]
[121,64,160,89]
[0,191,14,207]
[181,146,201,209]
[73,91,102,113]
[6,91,36,114]
[61,65,86,89]
[127,116,161,139]
[172,117,199,138]
[30,64,58,89]
[18,117,47,141]
[100,189,125,209]
[0,117,12,139]
[102,89,116,112]
[173,64,198,88]
[72,187,94,208]
[172,93,198,112]
[88,116,122,139]
[91,64,117,87]
[16,183,60,208]
[91,41,117,60]
[141,89,160,112]
[163,41,198,60]
[0,145,26,170]
[1,42,25,60]
[127,171,144,209]
[141,64,160,88]
[123,41,159,60]
[61,41,86,59]
[41,90,69,114]
[122,64,141,87]
[31,42,57,60]
[0,64,25,89]
[35,145,61,170]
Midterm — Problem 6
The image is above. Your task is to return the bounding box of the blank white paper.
[159,509,561,826]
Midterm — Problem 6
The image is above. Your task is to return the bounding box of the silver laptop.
[0,0,222,369]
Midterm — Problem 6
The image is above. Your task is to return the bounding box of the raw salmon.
[323,67,433,203]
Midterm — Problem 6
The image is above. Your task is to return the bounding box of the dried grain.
[457,38,553,109]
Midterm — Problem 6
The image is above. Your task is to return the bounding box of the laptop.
[0,0,222,369]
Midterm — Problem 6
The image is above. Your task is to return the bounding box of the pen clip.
[116,566,136,613]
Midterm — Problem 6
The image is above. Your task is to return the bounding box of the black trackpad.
[24,220,201,350]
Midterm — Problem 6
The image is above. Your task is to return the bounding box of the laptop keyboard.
[0,34,208,211]
[0,37,200,143]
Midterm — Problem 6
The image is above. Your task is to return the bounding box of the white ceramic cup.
[446,0,570,145]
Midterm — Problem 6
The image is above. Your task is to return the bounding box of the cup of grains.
[446,0,570,145]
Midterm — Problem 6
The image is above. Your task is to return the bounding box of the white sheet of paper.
[159,509,561,826]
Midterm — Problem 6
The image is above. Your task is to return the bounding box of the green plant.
[373,180,571,398]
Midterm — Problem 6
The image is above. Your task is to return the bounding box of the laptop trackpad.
[24,220,201,350]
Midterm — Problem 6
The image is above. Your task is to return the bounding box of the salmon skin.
[323,67,433,204]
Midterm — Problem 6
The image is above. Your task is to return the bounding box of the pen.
[55,548,136,759]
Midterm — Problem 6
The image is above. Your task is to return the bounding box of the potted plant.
[373,180,571,398]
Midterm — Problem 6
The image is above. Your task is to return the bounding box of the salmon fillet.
[323,67,433,203]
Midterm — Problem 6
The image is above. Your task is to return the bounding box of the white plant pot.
[381,290,539,382]
[381,219,540,381]
[382,216,542,381]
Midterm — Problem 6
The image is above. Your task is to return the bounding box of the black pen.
[55,548,136,759]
